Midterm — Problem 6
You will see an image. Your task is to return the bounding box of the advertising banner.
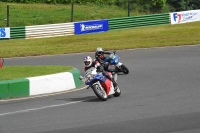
[170,10,200,24]
[74,20,108,35]
[0,28,10,39]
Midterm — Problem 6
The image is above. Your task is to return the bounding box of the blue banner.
[74,20,108,35]
[0,28,10,38]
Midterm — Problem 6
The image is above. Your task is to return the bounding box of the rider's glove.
[100,60,104,64]
[79,76,83,80]
[96,66,104,73]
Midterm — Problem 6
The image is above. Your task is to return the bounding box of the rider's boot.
[111,78,118,91]
[111,72,118,91]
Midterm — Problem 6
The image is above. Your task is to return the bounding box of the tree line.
[2,0,200,13]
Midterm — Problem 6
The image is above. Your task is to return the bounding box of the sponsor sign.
[0,28,10,38]
[170,10,200,24]
[74,20,108,35]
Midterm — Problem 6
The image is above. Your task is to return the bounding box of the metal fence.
[7,13,170,40]
[108,13,170,30]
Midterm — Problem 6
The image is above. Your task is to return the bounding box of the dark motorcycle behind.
[102,51,129,74]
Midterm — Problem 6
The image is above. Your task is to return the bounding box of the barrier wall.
[1,23,74,40]
[108,13,170,30]
[1,10,200,40]
[10,26,25,39]
[1,13,171,40]
[26,22,74,39]
[0,68,83,99]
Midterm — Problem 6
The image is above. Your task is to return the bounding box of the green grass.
[0,2,128,27]
[1,21,200,58]
[0,66,73,80]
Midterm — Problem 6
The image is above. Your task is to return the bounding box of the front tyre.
[92,84,108,101]
[121,64,129,74]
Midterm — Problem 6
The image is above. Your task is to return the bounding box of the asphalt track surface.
[1,45,200,133]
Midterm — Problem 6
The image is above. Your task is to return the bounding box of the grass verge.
[0,66,73,80]
[1,22,200,58]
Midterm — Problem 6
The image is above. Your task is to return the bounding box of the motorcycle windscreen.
[110,55,119,65]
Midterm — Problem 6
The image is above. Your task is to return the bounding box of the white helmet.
[96,47,103,52]
[83,56,92,67]
[96,47,104,56]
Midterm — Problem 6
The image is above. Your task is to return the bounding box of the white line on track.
[0,86,87,102]
[0,86,91,117]
[0,98,90,117]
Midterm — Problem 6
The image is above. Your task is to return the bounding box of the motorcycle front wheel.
[92,84,108,101]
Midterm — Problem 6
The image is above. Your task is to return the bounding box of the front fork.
[116,62,123,72]
[92,81,108,95]
[92,81,103,91]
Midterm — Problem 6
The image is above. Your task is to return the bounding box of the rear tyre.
[121,64,129,74]
[113,86,121,97]
[92,84,108,101]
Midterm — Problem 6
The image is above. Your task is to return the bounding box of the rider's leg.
[102,71,118,88]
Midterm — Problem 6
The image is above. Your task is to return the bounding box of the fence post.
[186,0,188,10]
[128,0,130,17]
[71,2,74,22]
[7,5,10,27]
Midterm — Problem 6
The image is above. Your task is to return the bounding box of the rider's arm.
[96,65,104,73]
[102,70,112,81]
[103,51,112,55]
[91,60,100,68]
[95,56,104,64]
[96,66,112,81]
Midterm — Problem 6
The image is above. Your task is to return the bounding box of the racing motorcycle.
[103,51,129,74]
[79,67,121,101]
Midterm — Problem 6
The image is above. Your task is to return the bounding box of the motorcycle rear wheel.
[92,84,108,101]
[113,86,121,97]
[121,64,129,74]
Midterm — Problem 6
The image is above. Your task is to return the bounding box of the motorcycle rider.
[82,56,118,89]
[95,47,112,65]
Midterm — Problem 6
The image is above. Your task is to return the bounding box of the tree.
[149,0,166,12]
[188,0,200,10]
